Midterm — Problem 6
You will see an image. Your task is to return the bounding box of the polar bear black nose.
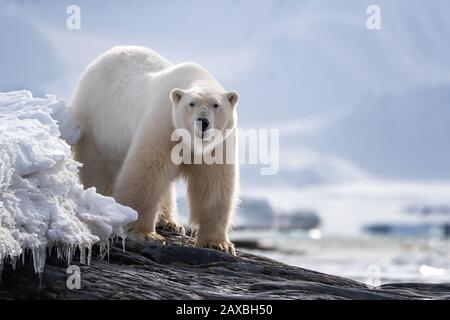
[197,117,210,132]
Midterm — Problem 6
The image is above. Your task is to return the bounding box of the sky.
[1,0,450,187]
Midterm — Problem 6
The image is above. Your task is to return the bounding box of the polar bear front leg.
[113,143,177,245]
[186,163,238,255]
[156,183,185,234]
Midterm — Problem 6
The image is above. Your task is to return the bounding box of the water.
[231,230,450,285]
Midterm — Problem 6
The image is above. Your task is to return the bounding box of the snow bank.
[0,91,137,274]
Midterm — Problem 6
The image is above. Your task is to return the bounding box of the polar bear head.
[170,86,239,149]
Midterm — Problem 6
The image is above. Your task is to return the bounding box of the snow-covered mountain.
[301,85,450,180]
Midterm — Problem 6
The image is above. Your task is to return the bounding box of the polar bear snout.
[196,117,210,132]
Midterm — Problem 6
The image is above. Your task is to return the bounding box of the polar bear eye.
[213,103,219,109]
[189,102,195,107]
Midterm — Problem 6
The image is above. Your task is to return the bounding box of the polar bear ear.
[226,91,239,108]
[170,88,185,104]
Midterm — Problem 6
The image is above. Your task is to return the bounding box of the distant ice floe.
[0,91,137,275]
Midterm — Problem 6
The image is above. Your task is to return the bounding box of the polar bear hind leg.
[73,133,117,196]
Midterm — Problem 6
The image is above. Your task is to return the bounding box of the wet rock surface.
[1,229,449,300]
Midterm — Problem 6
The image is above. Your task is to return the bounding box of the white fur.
[72,46,239,254]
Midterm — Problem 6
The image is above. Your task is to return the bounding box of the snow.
[0,90,137,274]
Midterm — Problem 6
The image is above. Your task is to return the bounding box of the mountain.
[302,85,450,180]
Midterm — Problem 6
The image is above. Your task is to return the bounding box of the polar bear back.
[72,46,175,160]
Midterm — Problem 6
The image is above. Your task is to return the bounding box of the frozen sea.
[230,230,450,285]
[228,180,450,285]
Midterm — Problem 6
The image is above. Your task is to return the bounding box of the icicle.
[87,246,92,265]
[99,242,105,261]
[22,251,25,266]
[31,246,47,277]
[106,240,110,262]
[66,244,75,266]
[56,245,62,259]
[79,245,86,264]
[98,241,108,261]
[11,256,17,270]
[66,245,70,265]
[47,243,53,257]
[122,237,126,253]
[0,260,3,284]
[0,255,4,281]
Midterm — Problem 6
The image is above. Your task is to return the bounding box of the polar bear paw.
[196,240,236,256]
[157,220,186,235]
[127,229,166,245]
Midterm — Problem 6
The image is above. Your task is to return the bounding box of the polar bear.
[72,46,239,254]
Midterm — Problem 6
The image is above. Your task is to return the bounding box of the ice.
[0,90,137,274]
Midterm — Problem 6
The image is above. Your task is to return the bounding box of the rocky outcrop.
[1,229,449,300]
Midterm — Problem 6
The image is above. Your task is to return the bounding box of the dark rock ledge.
[1,229,449,300]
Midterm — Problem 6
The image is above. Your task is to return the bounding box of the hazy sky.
[2,0,450,182]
